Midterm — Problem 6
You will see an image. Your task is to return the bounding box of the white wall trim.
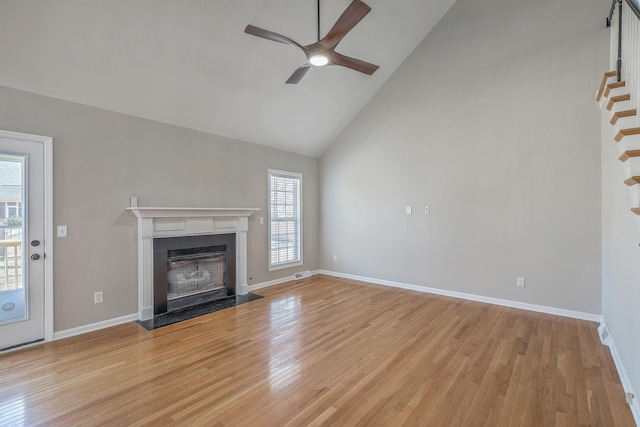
[0,129,54,343]
[248,269,321,292]
[53,269,324,341]
[600,319,640,425]
[318,270,602,322]
[53,313,138,341]
[43,135,53,342]
[52,270,605,346]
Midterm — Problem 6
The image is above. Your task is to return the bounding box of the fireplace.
[168,249,225,299]
[153,234,236,315]
[127,207,259,321]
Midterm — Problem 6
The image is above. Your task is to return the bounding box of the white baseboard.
[52,269,325,341]
[53,313,138,341]
[55,270,598,342]
[318,270,602,322]
[600,320,640,425]
[248,270,320,292]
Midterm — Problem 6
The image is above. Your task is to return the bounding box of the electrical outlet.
[333,255,338,262]
[406,206,412,215]
[424,206,430,214]
[516,277,525,288]
[94,291,103,304]
[259,217,264,225]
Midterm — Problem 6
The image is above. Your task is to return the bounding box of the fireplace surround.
[153,233,235,315]
[127,207,259,321]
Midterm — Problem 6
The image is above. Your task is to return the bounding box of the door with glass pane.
[0,134,46,351]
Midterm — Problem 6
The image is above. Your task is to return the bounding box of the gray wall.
[0,85,319,331]
[601,107,640,408]
[319,0,607,314]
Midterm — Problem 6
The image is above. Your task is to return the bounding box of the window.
[6,202,22,218]
[268,169,302,270]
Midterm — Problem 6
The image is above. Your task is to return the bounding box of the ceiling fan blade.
[320,0,371,50]
[286,66,311,84]
[330,52,379,75]
[244,25,304,49]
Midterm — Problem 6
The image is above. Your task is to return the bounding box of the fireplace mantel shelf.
[127,207,260,218]
[127,206,259,321]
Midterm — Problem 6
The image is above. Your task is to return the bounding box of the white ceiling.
[0,0,456,157]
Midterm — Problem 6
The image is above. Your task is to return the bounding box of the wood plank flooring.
[0,275,635,426]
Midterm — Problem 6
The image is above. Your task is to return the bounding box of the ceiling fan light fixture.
[309,54,329,66]
[244,0,379,83]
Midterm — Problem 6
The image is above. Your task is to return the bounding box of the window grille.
[268,169,302,270]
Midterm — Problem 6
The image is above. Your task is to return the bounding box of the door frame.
[0,129,53,343]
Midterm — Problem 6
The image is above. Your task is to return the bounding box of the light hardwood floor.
[0,275,635,426]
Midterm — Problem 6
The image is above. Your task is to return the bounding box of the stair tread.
[604,81,626,97]
[610,109,637,125]
[624,176,640,186]
[619,150,640,161]
[614,127,640,142]
[607,94,631,111]
[597,70,618,101]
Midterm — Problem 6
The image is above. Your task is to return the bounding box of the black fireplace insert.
[153,234,236,315]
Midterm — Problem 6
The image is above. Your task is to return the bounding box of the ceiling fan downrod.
[309,0,328,66]
[317,0,321,42]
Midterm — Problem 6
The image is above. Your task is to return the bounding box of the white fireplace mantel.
[127,207,260,321]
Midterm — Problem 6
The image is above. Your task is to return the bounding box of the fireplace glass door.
[167,249,226,301]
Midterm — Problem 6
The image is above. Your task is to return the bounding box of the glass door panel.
[0,156,25,324]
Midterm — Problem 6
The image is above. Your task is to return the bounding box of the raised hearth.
[127,207,259,321]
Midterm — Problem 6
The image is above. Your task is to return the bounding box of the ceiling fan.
[244,0,379,84]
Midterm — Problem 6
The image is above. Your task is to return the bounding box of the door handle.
[31,240,40,247]
[31,254,41,261]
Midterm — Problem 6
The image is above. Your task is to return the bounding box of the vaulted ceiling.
[0,0,456,157]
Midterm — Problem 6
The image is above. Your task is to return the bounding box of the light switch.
[57,225,68,238]
[406,206,412,215]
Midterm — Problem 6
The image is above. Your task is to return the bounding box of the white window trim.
[6,201,22,218]
[268,169,303,271]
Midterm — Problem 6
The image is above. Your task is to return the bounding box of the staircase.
[598,70,640,231]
